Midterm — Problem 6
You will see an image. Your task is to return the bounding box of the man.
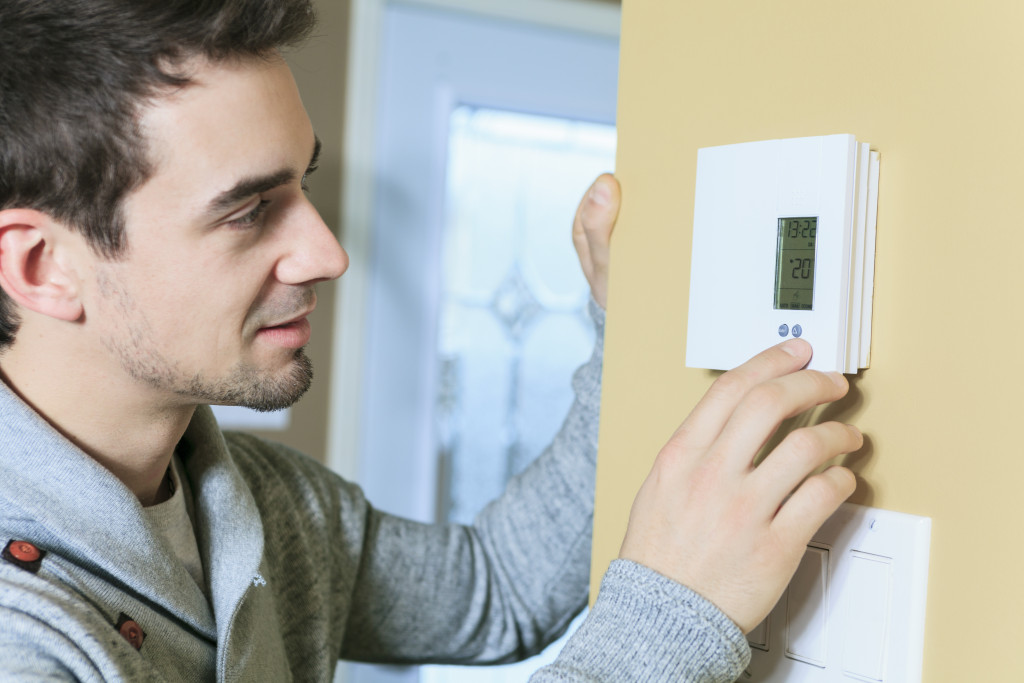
[0,1,861,681]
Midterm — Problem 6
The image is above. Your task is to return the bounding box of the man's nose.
[275,200,349,285]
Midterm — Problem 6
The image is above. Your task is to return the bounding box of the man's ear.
[0,209,84,322]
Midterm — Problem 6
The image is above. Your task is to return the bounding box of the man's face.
[82,56,347,411]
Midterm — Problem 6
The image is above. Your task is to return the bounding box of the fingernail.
[588,181,611,206]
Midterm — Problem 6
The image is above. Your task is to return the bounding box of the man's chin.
[194,351,314,412]
[240,353,314,412]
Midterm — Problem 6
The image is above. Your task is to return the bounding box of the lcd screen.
[775,217,817,310]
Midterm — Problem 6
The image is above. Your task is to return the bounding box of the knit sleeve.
[341,301,605,664]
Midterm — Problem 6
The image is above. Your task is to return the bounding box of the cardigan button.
[8,541,40,563]
[116,614,146,650]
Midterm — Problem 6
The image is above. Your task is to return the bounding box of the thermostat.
[685,135,879,374]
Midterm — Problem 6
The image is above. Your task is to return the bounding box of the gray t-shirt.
[143,454,206,595]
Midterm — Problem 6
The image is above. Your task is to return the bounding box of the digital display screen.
[774,217,817,310]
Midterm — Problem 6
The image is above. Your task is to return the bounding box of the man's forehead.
[141,55,301,148]
[131,56,314,212]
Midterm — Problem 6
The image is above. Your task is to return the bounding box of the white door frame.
[326,0,620,481]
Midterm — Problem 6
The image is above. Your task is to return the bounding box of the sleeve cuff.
[532,559,751,682]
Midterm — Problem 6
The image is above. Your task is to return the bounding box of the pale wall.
[592,2,1024,679]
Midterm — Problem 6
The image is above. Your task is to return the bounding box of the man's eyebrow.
[205,137,322,217]
[205,169,296,217]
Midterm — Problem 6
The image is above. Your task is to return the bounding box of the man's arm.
[340,302,605,664]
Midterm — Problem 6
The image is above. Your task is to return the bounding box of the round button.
[9,541,40,563]
[792,324,803,338]
[119,620,145,650]
[778,324,790,337]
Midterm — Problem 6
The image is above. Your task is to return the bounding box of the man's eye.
[302,162,319,194]
[230,200,271,229]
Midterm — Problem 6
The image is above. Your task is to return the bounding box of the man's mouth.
[256,316,312,349]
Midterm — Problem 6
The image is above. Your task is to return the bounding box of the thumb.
[572,173,620,309]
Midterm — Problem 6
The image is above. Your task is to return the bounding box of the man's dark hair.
[0,0,317,348]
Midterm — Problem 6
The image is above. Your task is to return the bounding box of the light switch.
[743,503,930,683]
[841,551,893,681]
[748,616,770,652]
[785,545,829,667]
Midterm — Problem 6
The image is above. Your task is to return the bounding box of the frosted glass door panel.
[437,107,615,523]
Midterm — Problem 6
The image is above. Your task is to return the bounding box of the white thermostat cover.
[686,135,878,374]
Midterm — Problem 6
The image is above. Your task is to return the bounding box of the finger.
[575,173,619,254]
[667,339,813,452]
[750,422,863,514]
[571,198,592,275]
[572,174,620,308]
[710,369,849,471]
[771,465,857,545]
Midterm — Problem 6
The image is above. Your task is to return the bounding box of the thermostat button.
[792,324,803,338]
[778,324,790,337]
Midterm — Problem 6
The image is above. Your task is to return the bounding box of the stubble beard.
[111,335,315,412]
[183,348,314,412]
[97,269,315,412]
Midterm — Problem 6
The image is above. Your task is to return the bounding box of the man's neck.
[0,344,195,507]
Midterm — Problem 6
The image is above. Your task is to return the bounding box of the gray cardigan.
[0,310,749,681]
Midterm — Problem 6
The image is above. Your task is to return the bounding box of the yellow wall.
[592,2,1024,679]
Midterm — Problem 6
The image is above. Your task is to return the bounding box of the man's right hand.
[618,338,862,634]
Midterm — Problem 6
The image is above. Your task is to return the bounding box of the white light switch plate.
[743,503,931,682]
